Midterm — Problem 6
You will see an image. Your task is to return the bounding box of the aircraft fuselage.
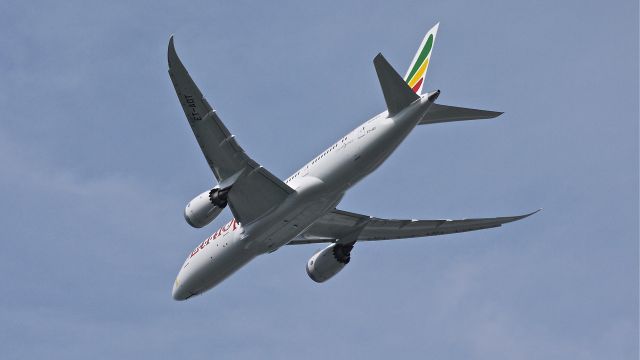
[171,93,437,300]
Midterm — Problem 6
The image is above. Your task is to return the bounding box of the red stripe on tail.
[411,78,424,93]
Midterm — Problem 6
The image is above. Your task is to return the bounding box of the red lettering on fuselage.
[189,218,240,258]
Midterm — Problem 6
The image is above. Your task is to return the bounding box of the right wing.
[288,209,539,245]
[168,36,293,225]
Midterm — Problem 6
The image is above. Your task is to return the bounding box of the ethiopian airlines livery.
[168,24,538,300]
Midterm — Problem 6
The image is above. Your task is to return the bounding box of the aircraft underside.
[168,23,537,300]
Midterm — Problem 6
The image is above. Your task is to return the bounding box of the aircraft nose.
[172,277,190,301]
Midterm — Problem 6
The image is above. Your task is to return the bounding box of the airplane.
[168,23,538,300]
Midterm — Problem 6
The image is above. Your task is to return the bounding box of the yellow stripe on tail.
[404,23,439,95]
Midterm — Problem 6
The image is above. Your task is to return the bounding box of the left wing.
[168,36,294,225]
[288,209,539,245]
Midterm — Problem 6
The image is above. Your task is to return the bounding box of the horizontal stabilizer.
[374,53,419,116]
[419,103,503,125]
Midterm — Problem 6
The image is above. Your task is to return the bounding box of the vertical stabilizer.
[404,23,439,94]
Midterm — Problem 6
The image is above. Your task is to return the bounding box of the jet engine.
[184,187,230,228]
[306,242,354,283]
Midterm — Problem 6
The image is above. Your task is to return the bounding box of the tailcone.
[427,89,441,102]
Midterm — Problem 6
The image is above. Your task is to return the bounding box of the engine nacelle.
[184,187,229,228]
[306,243,354,283]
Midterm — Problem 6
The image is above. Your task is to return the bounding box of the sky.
[0,0,637,359]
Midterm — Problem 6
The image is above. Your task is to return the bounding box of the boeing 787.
[168,23,538,300]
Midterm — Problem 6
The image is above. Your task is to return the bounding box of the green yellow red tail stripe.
[404,23,439,95]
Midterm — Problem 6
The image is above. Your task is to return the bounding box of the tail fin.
[374,53,419,116]
[404,23,439,94]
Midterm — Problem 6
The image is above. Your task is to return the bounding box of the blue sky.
[1,0,637,359]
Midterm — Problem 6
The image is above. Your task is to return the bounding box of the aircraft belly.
[168,24,526,301]
[186,231,256,295]
[182,193,337,296]
[257,193,343,251]
[183,107,422,296]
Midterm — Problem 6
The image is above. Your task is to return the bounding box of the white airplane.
[168,23,538,300]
